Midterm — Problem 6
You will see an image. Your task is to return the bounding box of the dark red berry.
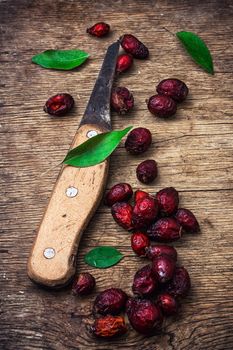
[91,315,127,338]
[44,93,74,116]
[125,127,152,155]
[116,53,133,74]
[134,190,149,203]
[147,217,182,242]
[157,293,178,316]
[126,298,163,335]
[165,267,191,298]
[132,265,158,297]
[136,159,158,184]
[120,34,149,59]
[156,78,189,103]
[105,183,133,206]
[147,94,177,118]
[111,87,134,114]
[131,232,150,257]
[156,187,179,216]
[152,255,176,283]
[132,196,158,230]
[72,272,95,296]
[146,245,177,261]
[111,202,133,231]
[94,288,128,315]
[86,22,110,37]
[175,208,199,233]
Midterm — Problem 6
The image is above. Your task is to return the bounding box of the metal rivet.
[43,248,55,259]
[66,186,78,198]
[87,130,98,138]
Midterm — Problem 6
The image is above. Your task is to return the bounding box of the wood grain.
[1,0,233,349]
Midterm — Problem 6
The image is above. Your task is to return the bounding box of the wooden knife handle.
[27,124,109,288]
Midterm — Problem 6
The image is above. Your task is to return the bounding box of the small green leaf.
[176,31,214,74]
[63,126,132,168]
[32,49,89,70]
[84,246,124,268]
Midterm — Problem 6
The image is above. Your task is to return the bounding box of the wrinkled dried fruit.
[72,272,95,296]
[94,288,128,315]
[165,267,191,298]
[156,78,189,103]
[147,217,182,242]
[147,94,177,118]
[175,208,199,233]
[111,87,134,114]
[136,159,158,184]
[111,202,133,230]
[132,265,158,297]
[152,255,176,283]
[125,127,152,155]
[44,93,74,116]
[86,22,110,37]
[132,196,158,230]
[126,298,163,335]
[116,53,133,74]
[91,315,127,338]
[105,183,133,206]
[134,190,149,203]
[131,232,150,257]
[157,293,178,316]
[146,244,177,261]
[120,34,149,59]
[156,187,179,216]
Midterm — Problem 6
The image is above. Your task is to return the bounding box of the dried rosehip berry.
[156,187,179,216]
[134,190,149,203]
[44,93,74,116]
[156,78,189,103]
[111,87,134,114]
[157,293,178,316]
[125,127,152,155]
[146,244,177,261]
[120,34,149,59]
[105,183,133,206]
[94,288,128,315]
[116,53,133,74]
[147,217,182,242]
[136,159,158,184]
[91,315,127,338]
[126,298,163,335]
[165,267,191,298]
[111,202,133,230]
[147,94,177,118]
[175,208,200,233]
[72,272,95,296]
[132,265,158,297]
[131,232,150,257]
[86,22,110,37]
[152,255,176,283]
[132,196,158,230]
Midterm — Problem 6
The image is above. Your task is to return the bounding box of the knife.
[28,41,120,288]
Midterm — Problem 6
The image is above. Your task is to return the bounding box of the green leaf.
[32,49,89,70]
[84,246,124,268]
[176,31,214,74]
[63,126,132,167]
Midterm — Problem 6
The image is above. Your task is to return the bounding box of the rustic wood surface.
[1,0,233,349]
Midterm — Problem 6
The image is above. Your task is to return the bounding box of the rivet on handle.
[86,130,98,138]
[66,186,78,198]
[43,248,56,259]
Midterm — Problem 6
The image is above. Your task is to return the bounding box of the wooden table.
[1,0,233,349]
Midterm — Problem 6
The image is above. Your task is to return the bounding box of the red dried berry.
[152,255,176,283]
[72,272,95,296]
[136,159,158,184]
[147,217,182,242]
[44,93,74,116]
[105,183,133,206]
[116,53,133,74]
[146,245,177,261]
[165,267,191,298]
[156,187,179,216]
[126,298,163,335]
[134,190,149,203]
[175,208,199,233]
[132,196,158,230]
[111,202,133,231]
[86,22,110,37]
[125,127,152,155]
[147,94,177,118]
[132,265,158,297]
[111,87,134,114]
[131,232,150,257]
[91,315,127,338]
[157,293,178,316]
[94,288,128,315]
[120,34,149,59]
[156,78,189,103]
